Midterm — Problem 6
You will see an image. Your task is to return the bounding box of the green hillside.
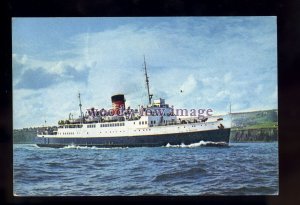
[231,109,278,130]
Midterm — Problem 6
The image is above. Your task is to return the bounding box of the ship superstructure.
[36,58,231,147]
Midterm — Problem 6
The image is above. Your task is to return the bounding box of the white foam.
[32,144,40,148]
[60,145,128,150]
[165,140,228,148]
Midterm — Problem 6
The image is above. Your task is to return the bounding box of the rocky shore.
[230,127,278,142]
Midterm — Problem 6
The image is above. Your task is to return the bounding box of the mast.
[144,55,153,105]
[78,93,83,124]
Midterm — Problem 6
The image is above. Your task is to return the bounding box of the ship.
[35,57,231,148]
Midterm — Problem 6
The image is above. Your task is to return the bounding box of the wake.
[165,140,228,148]
[59,144,128,150]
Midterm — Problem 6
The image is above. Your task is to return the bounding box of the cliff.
[230,109,278,142]
[13,128,37,144]
[230,128,278,142]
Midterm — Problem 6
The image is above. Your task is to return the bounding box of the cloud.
[12,17,277,128]
[179,75,198,95]
[15,67,59,89]
[14,65,91,89]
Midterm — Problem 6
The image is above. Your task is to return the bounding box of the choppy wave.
[153,167,207,182]
[13,142,278,196]
[165,140,228,148]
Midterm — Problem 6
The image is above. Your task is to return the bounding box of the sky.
[12,17,277,129]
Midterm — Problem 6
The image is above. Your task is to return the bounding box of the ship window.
[134,122,135,124]
[142,121,144,125]
[145,121,147,124]
[139,121,141,125]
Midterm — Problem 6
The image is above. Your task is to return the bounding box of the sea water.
[13,142,278,196]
